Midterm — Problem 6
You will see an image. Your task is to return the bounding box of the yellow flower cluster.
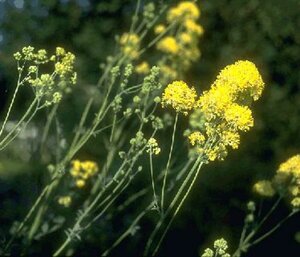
[14,46,77,107]
[154,24,166,34]
[167,1,200,21]
[146,138,161,155]
[275,155,300,208]
[215,60,265,101]
[254,155,300,208]
[157,37,179,55]
[189,60,264,161]
[154,1,203,82]
[54,48,77,85]
[253,180,275,197]
[58,196,72,207]
[161,80,197,115]
[277,155,300,176]
[119,33,140,60]
[184,19,204,36]
[135,61,150,74]
[70,160,99,188]
[188,132,205,147]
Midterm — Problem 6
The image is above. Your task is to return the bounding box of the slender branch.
[251,210,299,246]
[161,113,178,213]
[152,162,204,256]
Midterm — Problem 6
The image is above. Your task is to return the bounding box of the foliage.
[0,0,299,256]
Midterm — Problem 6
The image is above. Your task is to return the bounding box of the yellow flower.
[221,131,240,149]
[179,32,193,44]
[157,37,179,55]
[56,47,66,56]
[119,33,140,60]
[214,60,265,101]
[224,104,254,131]
[253,180,275,197]
[154,24,166,34]
[120,33,140,45]
[273,155,300,207]
[289,186,299,196]
[188,131,205,146]
[146,138,161,155]
[162,80,197,115]
[70,160,99,188]
[277,155,300,178]
[184,19,204,35]
[135,61,150,74]
[54,51,76,83]
[167,1,200,22]
[197,84,234,120]
[58,196,72,207]
[205,143,227,161]
[76,179,86,188]
[192,60,264,161]
[291,197,300,208]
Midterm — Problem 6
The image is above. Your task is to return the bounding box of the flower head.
[191,60,264,161]
[215,60,264,101]
[58,196,72,207]
[277,155,300,178]
[188,131,205,146]
[146,138,161,155]
[224,104,254,131]
[184,19,204,35]
[135,61,150,74]
[167,2,200,22]
[253,180,275,197]
[120,33,140,60]
[162,80,197,115]
[70,160,99,188]
[154,24,166,34]
[157,36,179,55]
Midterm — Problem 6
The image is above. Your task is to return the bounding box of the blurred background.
[0,0,300,256]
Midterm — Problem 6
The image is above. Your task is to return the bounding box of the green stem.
[69,98,94,151]
[0,97,39,150]
[0,69,22,138]
[232,197,282,257]
[109,114,117,143]
[102,205,151,256]
[251,210,299,246]
[144,156,201,256]
[27,178,60,241]
[3,183,51,253]
[40,102,59,154]
[161,113,178,213]
[152,162,204,256]
[149,151,158,206]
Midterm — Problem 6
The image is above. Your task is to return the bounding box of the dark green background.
[0,0,299,256]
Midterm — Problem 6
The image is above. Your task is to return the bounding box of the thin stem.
[102,205,151,256]
[69,98,94,151]
[0,68,22,138]
[40,102,59,152]
[152,162,204,256]
[3,183,51,253]
[0,97,39,150]
[109,114,117,143]
[53,238,71,257]
[255,197,282,231]
[149,151,158,206]
[144,156,201,256]
[251,210,299,246]
[233,197,283,257]
[161,113,178,213]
